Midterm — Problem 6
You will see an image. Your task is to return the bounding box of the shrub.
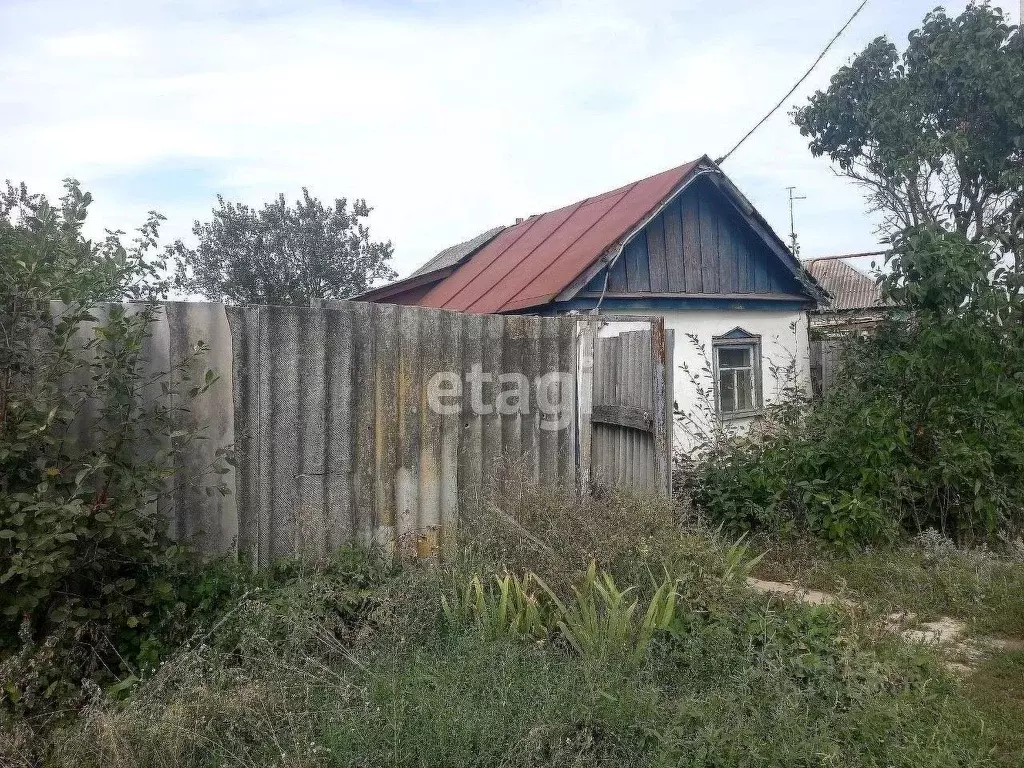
[0,182,225,734]
[686,227,1024,548]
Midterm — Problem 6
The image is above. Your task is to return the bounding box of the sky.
[0,0,986,281]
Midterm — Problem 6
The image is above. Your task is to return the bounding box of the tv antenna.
[786,186,807,257]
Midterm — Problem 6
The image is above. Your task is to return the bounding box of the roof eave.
[354,267,455,302]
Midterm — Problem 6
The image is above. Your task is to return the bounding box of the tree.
[793,4,1024,261]
[170,189,396,305]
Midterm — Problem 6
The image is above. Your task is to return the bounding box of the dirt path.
[745,576,1020,674]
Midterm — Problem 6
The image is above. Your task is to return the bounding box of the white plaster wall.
[597,309,811,449]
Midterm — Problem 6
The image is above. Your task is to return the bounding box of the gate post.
[650,318,671,496]
[575,317,598,495]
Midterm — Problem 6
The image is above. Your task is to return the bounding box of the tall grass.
[459,464,681,591]
[754,530,1024,636]
[12,490,1021,767]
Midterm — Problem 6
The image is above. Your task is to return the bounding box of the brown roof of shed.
[418,159,702,313]
[804,258,884,311]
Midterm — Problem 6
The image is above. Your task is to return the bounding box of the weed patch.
[30,530,1017,768]
[754,534,1024,637]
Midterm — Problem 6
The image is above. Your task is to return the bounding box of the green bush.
[687,227,1024,548]
[0,182,225,732]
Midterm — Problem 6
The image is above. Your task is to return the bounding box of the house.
[360,155,826,440]
[803,254,891,397]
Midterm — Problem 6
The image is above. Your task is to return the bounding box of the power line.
[716,0,870,166]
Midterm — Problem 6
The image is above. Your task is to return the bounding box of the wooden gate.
[576,317,673,495]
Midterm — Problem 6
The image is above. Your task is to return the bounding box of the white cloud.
[0,0,978,277]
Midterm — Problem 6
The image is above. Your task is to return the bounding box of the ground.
[7,509,1024,767]
[749,535,1024,764]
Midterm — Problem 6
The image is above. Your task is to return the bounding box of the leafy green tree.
[793,4,1024,259]
[690,5,1024,548]
[170,189,396,305]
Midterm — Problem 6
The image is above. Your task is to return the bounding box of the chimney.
[515,217,525,224]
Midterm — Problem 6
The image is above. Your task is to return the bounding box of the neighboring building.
[360,155,826,438]
[803,255,891,397]
[803,255,888,333]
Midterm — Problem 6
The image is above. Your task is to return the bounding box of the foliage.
[0,181,225,732]
[697,3,1024,548]
[793,3,1024,258]
[543,561,680,668]
[686,227,1024,547]
[40,531,1011,768]
[441,561,682,668]
[170,188,396,306]
[461,470,680,592]
[441,571,553,641]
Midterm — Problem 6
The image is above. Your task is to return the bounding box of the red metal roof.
[419,159,703,313]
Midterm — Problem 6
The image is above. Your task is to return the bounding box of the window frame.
[712,329,763,420]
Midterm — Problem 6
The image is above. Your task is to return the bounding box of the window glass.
[736,369,754,410]
[715,341,758,415]
[718,347,751,370]
[720,370,736,413]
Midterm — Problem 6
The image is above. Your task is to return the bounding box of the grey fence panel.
[50,299,677,564]
[55,301,594,564]
[164,302,238,552]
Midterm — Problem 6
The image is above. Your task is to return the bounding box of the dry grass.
[459,461,681,592]
[9,489,1023,768]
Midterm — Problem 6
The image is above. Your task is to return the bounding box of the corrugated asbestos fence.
[59,301,676,566]
[231,302,578,565]
[61,301,671,565]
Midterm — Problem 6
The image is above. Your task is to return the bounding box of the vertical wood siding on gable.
[663,198,687,292]
[647,215,670,291]
[586,179,803,297]
[624,233,651,292]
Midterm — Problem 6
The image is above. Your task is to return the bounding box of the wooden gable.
[581,177,808,299]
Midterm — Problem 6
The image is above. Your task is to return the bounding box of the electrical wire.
[716,0,870,166]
